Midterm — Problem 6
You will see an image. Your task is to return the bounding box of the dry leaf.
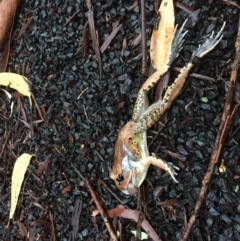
[0,72,32,106]
[36,155,51,175]
[150,0,175,69]
[61,185,71,194]
[91,209,100,216]
[0,0,21,50]
[107,205,161,241]
[8,153,34,225]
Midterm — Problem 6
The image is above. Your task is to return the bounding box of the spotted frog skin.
[110,22,225,195]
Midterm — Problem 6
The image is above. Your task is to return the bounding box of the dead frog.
[110,22,225,195]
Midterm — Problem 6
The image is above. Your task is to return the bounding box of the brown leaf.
[16,221,28,238]
[155,70,170,101]
[153,185,163,197]
[36,155,51,175]
[107,205,162,241]
[39,105,48,123]
[0,0,21,50]
[68,132,74,144]
[61,185,71,194]
[150,0,175,70]
[116,101,125,110]
[160,199,178,207]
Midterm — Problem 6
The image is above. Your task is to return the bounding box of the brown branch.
[180,16,240,241]
[221,0,240,9]
[49,210,56,241]
[63,9,81,28]
[70,163,118,241]
[71,198,82,241]
[101,180,123,204]
[100,23,122,53]
[85,0,102,78]
[140,0,147,75]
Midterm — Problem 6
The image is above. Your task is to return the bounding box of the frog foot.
[167,19,188,65]
[142,155,179,183]
[192,22,226,59]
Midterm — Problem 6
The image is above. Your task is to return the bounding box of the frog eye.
[116,173,124,182]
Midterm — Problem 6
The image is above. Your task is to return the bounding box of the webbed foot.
[167,19,188,66]
[192,22,226,59]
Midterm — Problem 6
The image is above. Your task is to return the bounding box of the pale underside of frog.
[110,21,226,195]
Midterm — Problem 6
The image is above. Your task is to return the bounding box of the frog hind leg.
[132,21,188,122]
[138,20,188,94]
[135,22,225,131]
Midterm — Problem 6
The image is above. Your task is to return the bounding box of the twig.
[101,180,123,204]
[77,87,88,99]
[49,210,56,241]
[83,105,93,124]
[221,0,240,9]
[140,0,147,75]
[180,16,240,241]
[31,92,45,122]
[63,9,81,28]
[70,163,118,241]
[85,0,102,78]
[83,26,89,57]
[171,66,217,82]
[71,198,82,241]
[100,23,122,53]
[0,130,9,157]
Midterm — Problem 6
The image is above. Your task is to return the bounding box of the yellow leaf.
[0,72,32,106]
[8,153,34,225]
[150,0,175,70]
[131,230,148,240]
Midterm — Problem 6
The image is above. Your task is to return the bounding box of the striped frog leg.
[129,22,225,184]
[135,22,226,132]
[132,20,188,122]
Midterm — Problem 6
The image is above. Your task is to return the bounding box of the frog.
[110,22,225,195]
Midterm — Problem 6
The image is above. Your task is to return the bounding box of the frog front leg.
[131,155,179,185]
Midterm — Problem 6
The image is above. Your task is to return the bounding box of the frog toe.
[167,19,188,65]
[148,156,179,183]
[192,22,225,59]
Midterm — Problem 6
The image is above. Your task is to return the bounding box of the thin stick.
[101,180,123,204]
[63,9,81,28]
[70,163,118,241]
[85,0,102,78]
[140,0,147,75]
[180,16,240,241]
[221,0,240,9]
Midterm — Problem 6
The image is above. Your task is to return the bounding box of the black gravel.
[1,0,240,240]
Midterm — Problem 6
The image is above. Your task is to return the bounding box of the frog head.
[109,121,149,195]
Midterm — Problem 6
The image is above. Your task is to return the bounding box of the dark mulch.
[1,0,240,240]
